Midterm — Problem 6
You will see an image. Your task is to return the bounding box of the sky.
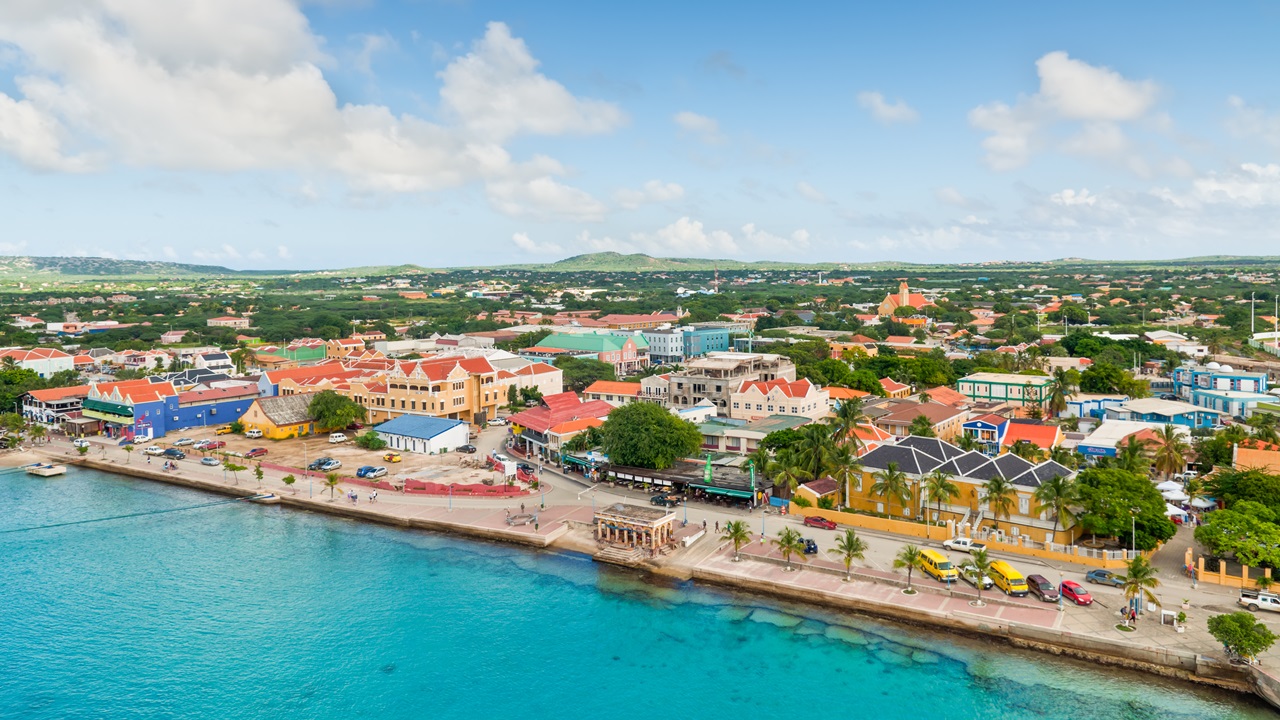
[3,2,1280,270]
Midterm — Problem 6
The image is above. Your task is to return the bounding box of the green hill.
[0,256,250,278]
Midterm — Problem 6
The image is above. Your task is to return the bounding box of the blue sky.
[2,1,1280,269]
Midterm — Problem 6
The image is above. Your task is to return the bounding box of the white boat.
[249,492,281,504]
[26,463,67,477]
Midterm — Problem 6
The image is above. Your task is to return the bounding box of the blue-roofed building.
[374,415,470,454]
[1103,398,1221,429]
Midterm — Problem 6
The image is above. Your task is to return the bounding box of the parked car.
[486,418,507,427]
[347,422,365,431]
[215,426,233,435]
[650,494,680,507]
[1085,569,1125,587]
[142,445,164,456]
[1026,574,1060,602]
[1159,393,1179,401]
[456,445,477,454]
[172,438,194,447]
[800,538,819,555]
[204,441,226,450]
[117,437,133,446]
[383,451,402,463]
[357,466,388,479]
[517,462,536,474]
[200,457,220,467]
[1060,580,1093,606]
[959,563,994,590]
[72,438,91,449]
[328,432,348,444]
[245,448,267,459]
[1240,589,1280,613]
[161,448,185,460]
[942,537,986,554]
[319,459,342,471]
[308,457,334,472]
[802,516,837,530]
[244,429,263,439]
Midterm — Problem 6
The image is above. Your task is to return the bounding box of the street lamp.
[1058,570,1064,613]
[1129,506,1141,554]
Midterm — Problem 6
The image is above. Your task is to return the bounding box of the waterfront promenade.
[18,434,1280,702]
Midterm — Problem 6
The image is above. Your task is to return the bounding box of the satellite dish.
[1207,362,1221,369]
[1220,365,1234,373]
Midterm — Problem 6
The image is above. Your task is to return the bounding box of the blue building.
[80,380,261,442]
[1064,393,1129,420]
[640,327,730,365]
[1103,398,1221,429]
[1173,363,1268,398]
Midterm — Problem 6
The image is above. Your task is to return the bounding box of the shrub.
[792,496,813,508]
[354,430,387,450]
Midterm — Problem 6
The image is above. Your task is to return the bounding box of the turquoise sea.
[0,467,1269,719]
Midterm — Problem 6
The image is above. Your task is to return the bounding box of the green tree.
[554,356,616,392]
[282,474,297,494]
[1047,368,1072,418]
[76,445,89,457]
[1150,424,1189,479]
[1033,475,1079,539]
[1076,467,1176,550]
[253,463,265,486]
[354,430,388,450]
[771,446,807,498]
[1113,435,1151,475]
[722,520,753,562]
[826,396,869,451]
[894,544,923,593]
[1208,612,1278,662]
[829,528,868,581]
[1121,555,1161,614]
[600,402,702,470]
[506,384,520,407]
[773,527,809,571]
[759,427,804,451]
[967,548,993,606]
[907,414,936,437]
[307,390,366,430]
[225,462,247,485]
[323,471,342,498]
[924,469,960,527]
[795,423,838,481]
[982,476,1018,533]
[123,444,134,464]
[871,462,912,519]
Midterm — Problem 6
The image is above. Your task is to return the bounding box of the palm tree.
[1047,368,1072,418]
[1032,475,1078,540]
[826,396,869,451]
[322,471,342,499]
[722,520,752,561]
[29,424,46,445]
[1049,445,1079,469]
[828,529,868,581]
[908,414,936,437]
[747,447,774,484]
[924,469,960,527]
[967,548,993,606]
[955,433,980,452]
[871,462,912,519]
[1114,435,1151,475]
[122,444,134,464]
[918,390,932,405]
[773,527,809,571]
[1150,424,1189,480]
[1009,440,1041,462]
[795,424,838,482]
[982,476,1018,534]
[828,443,861,509]
[1120,555,1161,615]
[771,446,807,499]
[894,544,923,593]
[1220,423,1250,447]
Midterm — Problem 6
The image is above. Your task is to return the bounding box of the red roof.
[584,381,642,397]
[1002,423,1062,449]
[0,347,72,361]
[736,378,817,399]
[925,386,970,408]
[27,385,91,402]
[548,417,605,435]
[177,386,260,404]
[263,362,355,384]
[879,377,910,394]
[506,392,614,434]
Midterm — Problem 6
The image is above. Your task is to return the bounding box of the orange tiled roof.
[584,380,642,396]
[1002,423,1062,449]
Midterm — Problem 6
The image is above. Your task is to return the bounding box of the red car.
[245,448,268,459]
[802,516,837,530]
[1061,580,1093,606]
[205,440,226,450]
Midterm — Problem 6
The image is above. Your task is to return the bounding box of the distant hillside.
[0,256,251,278]
[490,252,897,272]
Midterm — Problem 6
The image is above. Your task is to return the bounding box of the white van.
[328,432,348,444]
[245,429,263,439]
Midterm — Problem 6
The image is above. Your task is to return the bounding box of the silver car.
[959,563,994,590]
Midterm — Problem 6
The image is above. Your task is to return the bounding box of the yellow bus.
[989,560,1028,597]
[919,548,958,583]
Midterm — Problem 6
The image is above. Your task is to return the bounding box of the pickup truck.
[942,537,986,554]
[1240,589,1280,613]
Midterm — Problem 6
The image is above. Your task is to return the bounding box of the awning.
[562,454,593,467]
[1164,503,1188,517]
[691,484,753,499]
[83,398,133,417]
[1190,497,1216,509]
[1162,489,1189,502]
[1155,480,1182,491]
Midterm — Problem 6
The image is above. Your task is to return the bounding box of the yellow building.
[238,394,333,439]
[342,356,501,426]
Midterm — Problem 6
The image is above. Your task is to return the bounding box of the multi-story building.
[1173,363,1272,416]
[522,333,650,376]
[1103,398,1222,429]
[207,316,251,329]
[343,356,501,426]
[871,400,968,441]
[728,378,829,422]
[583,380,644,407]
[666,352,796,414]
[956,372,1054,409]
[641,326,731,365]
[0,347,75,378]
[596,312,679,330]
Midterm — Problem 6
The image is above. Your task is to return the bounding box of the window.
[1018,496,1029,515]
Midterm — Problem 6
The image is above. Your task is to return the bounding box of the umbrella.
[1164,503,1188,518]
[1162,489,1189,502]
[1155,480,1182,491]
[1190,497,1215,509]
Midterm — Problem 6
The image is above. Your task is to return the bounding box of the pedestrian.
[506,508,510,518]
[147,455,151,464]
[702,519,707,530]
[715,521,720,533]
[521,503,525,513]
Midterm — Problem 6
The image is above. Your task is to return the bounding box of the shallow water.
[0,467,1269,719]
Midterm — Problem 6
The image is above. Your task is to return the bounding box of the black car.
[1026,574,1060,602]
[1159,393,1179,401]
[456,445,477,454]
[307,457,333,471]
[650,495,681,507]
[161,448,185,460]
[801,538,819,554]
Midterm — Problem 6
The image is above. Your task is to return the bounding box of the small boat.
[248,493,281,504]
[26,463,68,477]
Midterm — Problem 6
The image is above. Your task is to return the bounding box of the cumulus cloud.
[614,180,684,210]
[856,91,918,125]
[486,176,608,221]
[511,231,563,255]
[1227,96,1280,148]
[740,223,811,253]
[969,52,1158,171]
[0,9,617,220]
[1191,163,1280,207]
[1050,188,1099,206]
[795,181,830,204]
[674,111,725,144]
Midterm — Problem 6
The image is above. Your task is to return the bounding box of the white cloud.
[614,180,683,210]
[856,91,918,125]
[511,231,563,255]
[970,52,1158,171]
[161,246,178,259]
[1227,96,1280,148]
[574,230,631,253]
[631,217,738,255]
[934,186,991,209]
[740,223,811,253]
[1191,163,1280,207]
[795,181,830,204]
[352,32,396,76]
[486,176,608,221]
[856,225,992,254]
[673,111,725,144]
[1050,188,1098,206]
[0,10,615,220]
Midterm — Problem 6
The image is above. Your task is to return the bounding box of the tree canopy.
[1208,612,1278,660]
[307,390,365,430]
[1075,467,1176,550]
[554,357,616,392]
[601,401,702,470]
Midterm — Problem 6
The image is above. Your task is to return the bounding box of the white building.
[0,347,75,378]
[375,415,470,454]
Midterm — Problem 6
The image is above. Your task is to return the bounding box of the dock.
[25,463,67,477]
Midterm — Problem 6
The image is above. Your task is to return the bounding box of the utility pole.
[1252,291,1257,336]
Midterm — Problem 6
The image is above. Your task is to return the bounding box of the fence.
[1188,547,1275,588]
[790,504,951,541]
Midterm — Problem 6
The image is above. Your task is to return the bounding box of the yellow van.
[919,548,958,583]
[989,560,1029,597]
